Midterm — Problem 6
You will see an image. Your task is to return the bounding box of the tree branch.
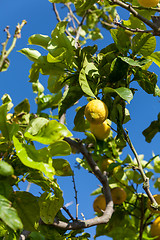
[51,137,113,230]
[109,0,160,34]
[123,129,158,207]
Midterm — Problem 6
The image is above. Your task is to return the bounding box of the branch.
[113,20,153,33]
[51,137,114,230]
[0,20,27,72]
[123,129,158,207]
[109,0,160,34]
[72,174,79,220]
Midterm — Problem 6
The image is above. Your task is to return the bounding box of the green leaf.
[75,0,97,16]
[39,187,64,224]
[37,92,62,112]
[14,98,30,114]
[119,56,152,67]
[13,191,40,232]
[142,118,160,143]
[147,51,160,68]
[24,120,72,145]
[132,33,156,57]
[154,155,160,173]
[110,28,131,53]
[0,194,23,231]
[28,34,51,49]
[79,67,96,98]
[52,158,73,176]
[73,106,89,132]
[29,63,40,82]
[0,103,19,140]
[13,136,55,179]
[134,69,157,94]
[0,161,14,176]
[25,117,49,136]
[19,48,43,63]
[29,232,45,240]
[47,75,65,94]
[0,180,13,199]
[48,140,71,156]
[109,57,129,83]
[104,87,133,103]
[59,85,83,117]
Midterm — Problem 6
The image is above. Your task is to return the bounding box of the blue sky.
[0,1,160,239]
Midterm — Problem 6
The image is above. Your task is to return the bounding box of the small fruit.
[151,217,160,240]
[93,194,106,213]
[111,187,127,205]
[90,119,110,140]
[84,99,108,124]
[101,159,114,172]
[147,194,160,213]
[138,0,159,8]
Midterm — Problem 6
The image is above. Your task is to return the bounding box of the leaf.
[119,56,152,67]
[0,180,13,199]
[134,69,157,95]
[39,187,64,224]
[28,34,51,49]
[142,113,160,142]
[132,33,156,57]
[147,51,160,68]
[37,92,62,112]
[13,136,55,179]
[104,87,133,103]
[29,63,40,83]
[14,98,30,114]
[19,48,43,63]
[29,232,45,240]
[59,85,83,117]
[110,28,131,53]
[0,161,14,176]
[47,75,65,94]
[73,106,89,132]
[13,191,40,232]
[48,140,71,156]
[154,155,160,173]
[52,158,73,176]
[79,67,96,98]
[0,194,23,231]
[25,120,72,145]
[25,117,49,136]
[109,57,129,83]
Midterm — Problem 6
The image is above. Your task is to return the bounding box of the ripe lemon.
[90,119,110,140]
[93,194,106,213]
[138,0,159,7]
[84,99,108,124]
[101,159,114,172]
[147,194,160,213]
[151,217,160,240]
[111,187,127,205]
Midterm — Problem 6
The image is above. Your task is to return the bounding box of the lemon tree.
[1,0,160,239]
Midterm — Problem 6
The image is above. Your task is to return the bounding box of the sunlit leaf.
[104,87,133,103]
[48,140,71,156]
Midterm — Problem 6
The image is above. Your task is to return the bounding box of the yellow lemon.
[93,194,106,213]
[138,0,159,7]
[148,194,160,213]
[111,187,127,205]
[101,159,114,172]
[84,99,108,124]
[90,119,110,140]
[151,217,160,240]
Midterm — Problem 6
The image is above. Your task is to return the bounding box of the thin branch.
[62,206,75,221]
[113,20,153,33]
[51,137,114,230]
[139,194,145,240]
[123,129,158,207]
[109,0,159,33]
[52,3,73,38]
[0,20,26,72]
[72,174,79,220]
[74,11,88,48]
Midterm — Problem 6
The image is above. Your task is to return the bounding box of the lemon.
[84,99,108,124]
[147,194,160,213]
[93,194,106,213]
[101,159,114,172]
[111,187,127,205]
[138,0,159,7]
[151,217,160,240]
[90,119,110,140]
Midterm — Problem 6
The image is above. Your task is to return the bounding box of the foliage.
[1,0,160,239]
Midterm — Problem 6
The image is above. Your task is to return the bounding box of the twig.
[72,174,79,220]
[109,0,159,33]
[51,137,114,230]
[123,129,158,207]
[113,20,153,33]
[74,11,88,48]
[0,20,27,72]
[139,194,145,240]
[62,206,75,221]
[52,3,73,38]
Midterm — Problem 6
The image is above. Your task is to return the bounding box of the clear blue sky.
[0,1,160,239]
